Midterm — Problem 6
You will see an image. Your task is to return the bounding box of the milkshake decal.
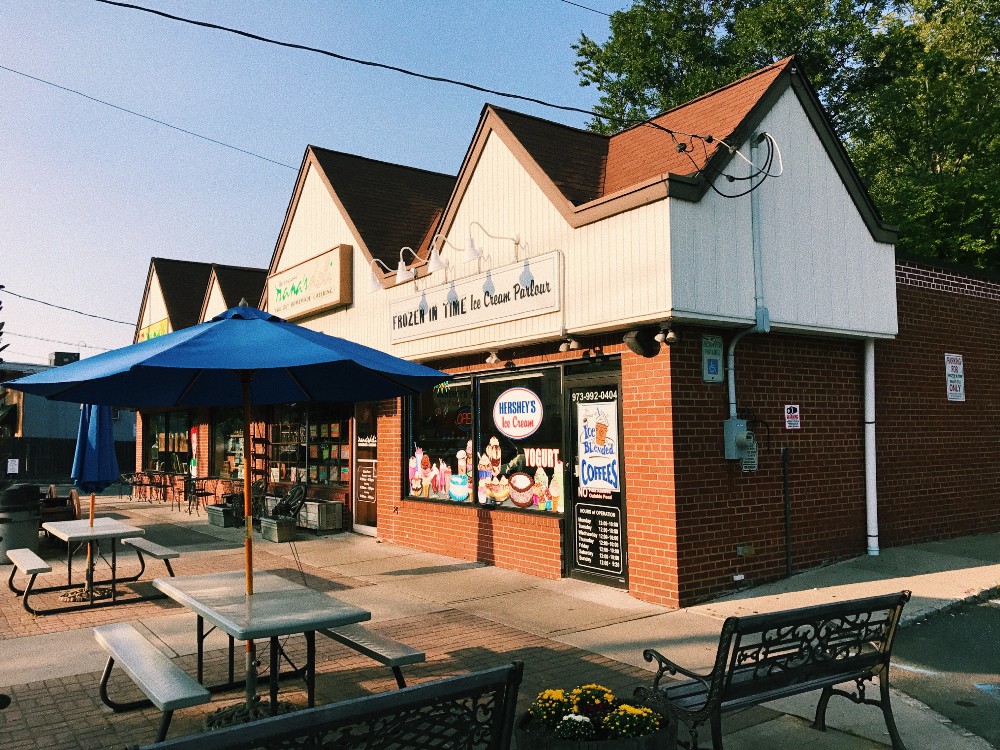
[577,402,620,498]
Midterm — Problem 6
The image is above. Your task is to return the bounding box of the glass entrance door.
[353,402,378,533]
[565,378,627,588]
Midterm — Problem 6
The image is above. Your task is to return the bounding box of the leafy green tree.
[573,0,1000,268]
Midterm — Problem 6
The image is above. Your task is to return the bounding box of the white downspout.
[864,338,879,555]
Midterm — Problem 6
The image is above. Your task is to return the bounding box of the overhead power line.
[94,0,618,121]
[3,331,112,351]
[0,288,134,326]
[558,0,613,17]
[0,63,297,170]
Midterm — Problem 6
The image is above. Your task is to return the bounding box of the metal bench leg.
[812,684,833,731]
[709,711,723,750]
[880,676,907,750]
[20,572,41,616]
[156,710,174,743]
[163,559,175,577]
[392,666,407,689]
[98,657,153,712]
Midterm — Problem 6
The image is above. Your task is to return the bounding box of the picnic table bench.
[318,622,426,688]
[128,661,524,750]
[635,590,911,750]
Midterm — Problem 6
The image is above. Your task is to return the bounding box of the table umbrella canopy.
[72,404,120,494]
[4,305,447,408]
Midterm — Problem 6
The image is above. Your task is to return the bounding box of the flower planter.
[514,713,673,750]
[260,517,296,542]
[206,504,236,528]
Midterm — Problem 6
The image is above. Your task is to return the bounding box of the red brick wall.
[666,330,866,606]
[875,261,1000,544]
[620,347,679,605]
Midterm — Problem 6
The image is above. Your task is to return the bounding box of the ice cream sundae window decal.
[577,402,620,497]
[492,386,543,440]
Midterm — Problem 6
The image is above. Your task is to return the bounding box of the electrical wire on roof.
[0,288,134,325]
[672,130,783,198]
[0,63,297,170]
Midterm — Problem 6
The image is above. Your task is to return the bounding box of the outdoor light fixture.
[485,350,501,365]
[368,258,393,293]
[655,326,679,346]
[395,247,422,284]
[558,338,580,353]
[468,221,524,262]
[426,233,467,277]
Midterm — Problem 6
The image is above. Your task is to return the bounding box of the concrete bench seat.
[6,548,52,576]
[319,622,425,688]
[95,622,210,743]
[122,537,178,577]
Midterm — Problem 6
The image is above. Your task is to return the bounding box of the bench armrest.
[643,648,712,692]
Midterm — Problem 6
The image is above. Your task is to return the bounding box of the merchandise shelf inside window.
[269,404,351,487]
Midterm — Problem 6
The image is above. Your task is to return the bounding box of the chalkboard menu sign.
[356,459,377,505]
[574,503,623,577]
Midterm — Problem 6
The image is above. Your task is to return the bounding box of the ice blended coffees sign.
[493,387,543,439]
[576,393,620,500]
[389,252,560,343]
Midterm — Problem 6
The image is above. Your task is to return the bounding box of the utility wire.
[558,0,612,16]
[0,63,297,170]
[3,331,112,351]
[0,288,134,326]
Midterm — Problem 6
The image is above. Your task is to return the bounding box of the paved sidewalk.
[1,497,997,748]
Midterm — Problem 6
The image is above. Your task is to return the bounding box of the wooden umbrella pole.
[242,373,253,596]
[89,492,95,526]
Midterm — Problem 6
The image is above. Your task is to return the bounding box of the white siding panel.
[278,165,360,273]
[671,89,896,337]
[140,274,170,330]
[203,281,228,321]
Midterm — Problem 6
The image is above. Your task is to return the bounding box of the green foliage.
[573,0,1000,269]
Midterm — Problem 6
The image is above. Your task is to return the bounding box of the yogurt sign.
[493,387,543,439]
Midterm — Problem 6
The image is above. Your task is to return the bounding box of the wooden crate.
[296,501,343,533]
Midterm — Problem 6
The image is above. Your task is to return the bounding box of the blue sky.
[0,0,613,364]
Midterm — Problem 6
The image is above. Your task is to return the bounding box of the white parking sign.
[784,404,801,430]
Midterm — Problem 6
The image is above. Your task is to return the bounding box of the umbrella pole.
[241,374,257,712]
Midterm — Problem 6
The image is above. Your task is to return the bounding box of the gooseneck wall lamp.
[368,258,393,293]
[395,247,423,284]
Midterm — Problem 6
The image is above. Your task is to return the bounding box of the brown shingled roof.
[490,108,608,206]
[604,57,791,195]
[150,258,213,331]
[310,148,455,271]
[212,264,266,309]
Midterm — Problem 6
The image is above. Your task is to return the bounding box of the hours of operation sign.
[574,503,623,577]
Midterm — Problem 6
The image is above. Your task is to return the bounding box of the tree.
[573,0,1000,268]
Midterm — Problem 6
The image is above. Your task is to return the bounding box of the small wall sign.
[493,387,543,439]
[702,335,724,383]
[784,404,801,429]
[6,458,18,474]
[945,353,965,402]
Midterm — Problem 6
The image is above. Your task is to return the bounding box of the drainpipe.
[864,338,879,555]
[727,133,772,419]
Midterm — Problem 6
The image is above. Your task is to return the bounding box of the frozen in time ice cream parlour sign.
[389,252,560,343]
[576,396,620,500]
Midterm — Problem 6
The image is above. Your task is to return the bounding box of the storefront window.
[407,370,564,512]
[408,380,474,500]
[477,370,564,512]
[145,411,191,473]
[269,403,351,486]
[212,408,244,480]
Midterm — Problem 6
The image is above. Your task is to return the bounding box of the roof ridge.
[614,56,795,138]
[308,145,455,181]
[211,263,266,273]
[487,104,610,140]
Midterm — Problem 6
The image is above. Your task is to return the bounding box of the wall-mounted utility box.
[724,418,755,460]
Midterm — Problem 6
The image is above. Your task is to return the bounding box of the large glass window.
[477,370,563,512]
[212,408,244,480]
[407,370,564,512]
[409,381,474,500]
[145,411,191,473]
[269,403,351,486]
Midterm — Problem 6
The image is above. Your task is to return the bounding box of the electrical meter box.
[724,418,756,460]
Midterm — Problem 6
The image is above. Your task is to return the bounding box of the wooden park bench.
[128,661,524,750]
[634,591,911,750]
[95,622,210,743]
[318,622,426,688]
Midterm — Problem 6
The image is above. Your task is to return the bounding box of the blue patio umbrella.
[71,404,120,524]
[4,304,447,594]
[5,304,448,713]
